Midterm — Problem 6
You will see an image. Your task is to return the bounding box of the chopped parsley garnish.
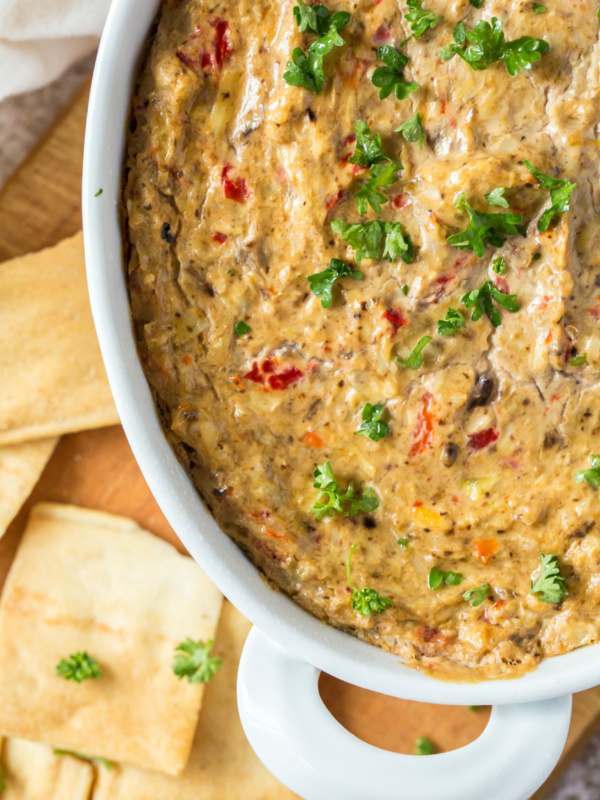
[309,462,379,520]
[396,112,425,149]
[53,750,113,770]
[428,567,463,589]
[469,0,484,6]
[462,583,489,606]
[307,259,363,308]
[346,544,393,616]
[356,162,403,214]
[356,403,390,441]
[437,307,465,336]
[492,256,507,275]
[575,455,600,489]
[415,736,435,755]
[440,18,549,76]
[569,352,587,367]
[532,3,546,12]
[94,188,103,197]
[331,220,414,264]
[349,120,393,167]
[530,554,568,604]
[284,16,349,94]
[402,284,409,295]
[55,652,102,683]
[398,537,410,549]
[234,321,251,335]
[448,192,523,256]
[371,45,419,100]
[485,187,509,208]
[532,252,542,261]
[292,0,350,35]
[172,638,222,683]
[524,160,577,232]
[396,335,432,369]
[405,0,443,38]
[468,705,481,711]
[461,280,519,327]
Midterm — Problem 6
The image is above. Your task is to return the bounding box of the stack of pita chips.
[0,232,120,540]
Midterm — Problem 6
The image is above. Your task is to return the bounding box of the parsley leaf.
[428,567,463,589]
[94,188,103,197]
[469,0,483,6]
[462,583,489,606]
[437,307,465,336]
[448,193,523,257]
[396,335,433,369]
[461,280,519,327]
[575,455,600,488]
[234,321,251,335]
[307,258,363,308]
[356,162,402,214]
[172,638,222,683]
[371,45,419,100]
[331,220,414,263]
[309,462,379,520]
[349,120,392,167]
[569,352,587,367]
[405,0,443,38]
[292,0,350,35]
[55,652,102,683]
[440,17,549,76]
[485,187,509,208]
[524,160,576,232]
[531,554,568,604]
[346,544,393,616]
[396,112,425,149]
[53,750,113,770]
[284,22,348,94]
[356,403,390,441]
[398,537,410,549]
[492,256,507,275]
[532,3,546,12]
[415,736,435,755]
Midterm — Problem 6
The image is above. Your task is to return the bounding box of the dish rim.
[82,0,600,704]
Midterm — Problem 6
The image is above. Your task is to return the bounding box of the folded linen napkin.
[0,0,110,101]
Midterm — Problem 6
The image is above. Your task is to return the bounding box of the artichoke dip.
[123,0,600,680]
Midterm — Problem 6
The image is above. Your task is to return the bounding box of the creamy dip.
[123,0,600,680]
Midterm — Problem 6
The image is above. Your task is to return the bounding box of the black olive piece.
[441,442,459,467]
[595,275,600,287]
[466,372,497,410]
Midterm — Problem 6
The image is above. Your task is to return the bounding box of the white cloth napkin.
[0,0,111,101]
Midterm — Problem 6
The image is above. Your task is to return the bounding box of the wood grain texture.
[0,77,598,798]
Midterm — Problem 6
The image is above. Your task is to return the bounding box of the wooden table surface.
[0,79,597,798]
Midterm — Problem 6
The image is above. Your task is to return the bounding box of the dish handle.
[238,626,571,800]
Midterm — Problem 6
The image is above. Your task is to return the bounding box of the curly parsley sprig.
[307,259,363,308]
[524,161,576,232]
[396,336,432,369]
[346,544,393,616]
[448,192,523,256]
[462,583,489,606]
[530,554,568,604]
[172,638,222,683]
[437,307,466,336]
[284,10,350,94]
[331,220,414,264]
[575,455,600,491]
[428,567,463,589]
[55,652,102,683]
[371,45,419,100]
[356,403,390,441]
[461,280,519,327]
[405,0,442,38]
[349,120,394,167]
[440,17,549,76]
[309,462,379,520]
[396,112,425,149]
[292,0,350,35]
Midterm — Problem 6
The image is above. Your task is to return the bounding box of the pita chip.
[0,503,223,776]
[0,233,119,446]
[0,438,57,538]
[0,737,94,800]
[92,602,301,800]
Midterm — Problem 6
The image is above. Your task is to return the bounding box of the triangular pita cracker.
[0,438,57,538]
[0,503,223,776]
[91,602,300,799]
[0,233,119,445]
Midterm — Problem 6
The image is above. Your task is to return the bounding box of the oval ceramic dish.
[82,1,597,797]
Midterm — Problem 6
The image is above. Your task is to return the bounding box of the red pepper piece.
[268,366,303,390]
[243,362,264,383]
[468,428,499,451]
[409,392,437,457]
[222,164,249,203]
[382,308,407,336]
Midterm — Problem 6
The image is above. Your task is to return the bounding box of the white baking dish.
[82,1,595,797]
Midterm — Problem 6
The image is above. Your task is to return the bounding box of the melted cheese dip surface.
[124,0,600,680]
